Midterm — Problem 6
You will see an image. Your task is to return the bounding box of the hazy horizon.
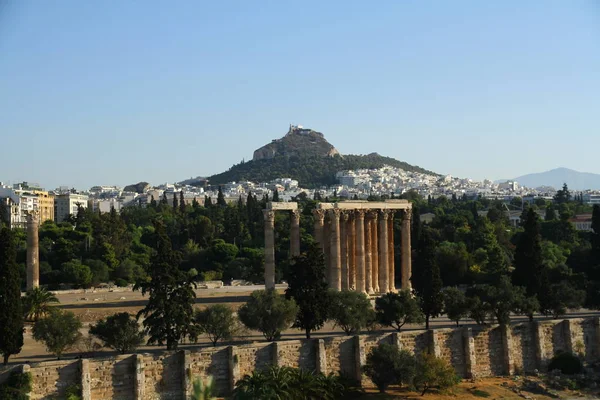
[1,1,599,189]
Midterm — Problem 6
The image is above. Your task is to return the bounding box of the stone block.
[462,327,476,379]
[316,339,327,374]
[353,335,365,383]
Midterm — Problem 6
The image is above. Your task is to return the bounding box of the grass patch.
[468,388,491,398]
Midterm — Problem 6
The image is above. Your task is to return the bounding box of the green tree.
[435,242,469,286]
[89,312,144,354]
[515,295,540,322]
[442,288,469,326]
[544,281,585,318]
[61,260,93,288]
[591,205,600,276]
[85,259,110,285]
[135,220,196,350]
[285,245,331,339]
[173,192,179,211]
[179,191,186,214]
[363,343,416,393]
[375,290,424,331]
[412,229,443,329]
[0,226,24,364]
[32,309,82,359]
[238,289,298,341]
[545,203,556,221]
[413,351,460,396]
[554,183,571,204]
[272,189,280,202]
[329,290,375,335]
[217,186,227,207]
[194,304,238,346]
[513,208,545,297]
[22,287,59,322]
[476,276,525,326]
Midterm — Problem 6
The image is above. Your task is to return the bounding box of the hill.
[208,126,436,188]
[499,168,600,190]
[253,125,340,160]
[123,182,150,193]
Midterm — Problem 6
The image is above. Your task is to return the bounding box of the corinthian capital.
[263,210,275,222]
[312,209,325,222]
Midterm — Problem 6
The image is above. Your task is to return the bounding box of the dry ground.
[359,376,600,399]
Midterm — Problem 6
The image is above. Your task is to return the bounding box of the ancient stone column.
[340,212,349,290]
[323,216,330,284]
[355,210,366,293]
[401,209,412,290]
[349,214,356,290]
[263,210,276,290]
[290,210,301,257]
[378,210,389,294]
[370,211,379,293]
[329,209,342,291]
[26,211,40,290]
[364,212,374,294]
[312,209,325,249]
[388,212,396,292]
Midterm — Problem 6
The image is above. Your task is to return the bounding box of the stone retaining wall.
[2,317,599,399]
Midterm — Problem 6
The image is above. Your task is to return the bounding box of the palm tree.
[23,287,59,322]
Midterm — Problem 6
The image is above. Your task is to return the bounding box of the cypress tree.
[135,220,196,350]
[272,189,280,202]
[591,205,600,266]
[161,192,168,205]
[173,192,178,211]
[513,208,544,297]
[150,195,157,209]
[285,244,330,339]
[217,186,227,207]
[411,204,421,250]
[0,226,24,364]
[411,228,443,329]
[192,197,199,208]
[179,191,186,214]
[205,196,212,208]
[0,200,7,226]
[545,203,556,221]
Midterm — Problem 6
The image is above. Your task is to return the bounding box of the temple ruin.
[264,200,412,294]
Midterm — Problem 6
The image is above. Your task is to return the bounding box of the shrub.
[89,312,145,354]
[238,289,298,341]
[194,304,239,346]
[329,290,374,335]
[413,351,460,395]
[363,343,415,393]
[232,366,353,400]
[547,351,583,375]
[0,371,32,400]
[32,309,82,359]
[114,278,129,287]
[191,376,215,400]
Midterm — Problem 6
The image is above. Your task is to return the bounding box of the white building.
[54,193,89,223]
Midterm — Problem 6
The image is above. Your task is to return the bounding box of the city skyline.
[1,1,599,189]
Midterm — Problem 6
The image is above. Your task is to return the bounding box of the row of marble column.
[312,208,412,294]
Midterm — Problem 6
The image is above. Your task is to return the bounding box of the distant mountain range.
[497,168,600,190]
[205,126,436,188]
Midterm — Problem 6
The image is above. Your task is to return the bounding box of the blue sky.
[1,1,599,189]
